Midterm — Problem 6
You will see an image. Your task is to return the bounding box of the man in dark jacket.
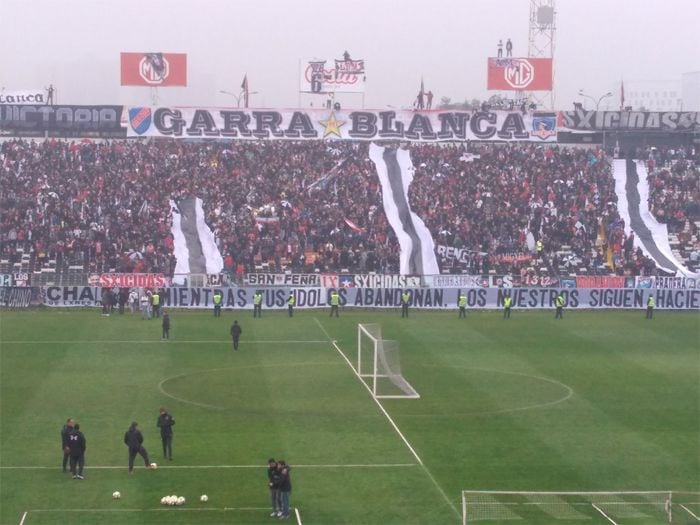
[123,422,152,473]
[267,458,281,517]
[157,407,175,460]
[277,460,292,519]
[68,423,86,479]
[162,311,170,340]
[230,320,242,351]
[61,417,75,473]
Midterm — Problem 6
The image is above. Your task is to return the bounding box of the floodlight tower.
[527,0,556,110]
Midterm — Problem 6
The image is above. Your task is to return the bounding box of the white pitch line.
[681,504,700,521]
[28,507,268,512]
[592,503,619,525]
[295,507,303,525]
[0,463,417,470]
[18,511,27,525]
[0,340,327,344]
[313,317,461,520]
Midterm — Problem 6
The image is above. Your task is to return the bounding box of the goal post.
[356,323,420,399]
[461,490,697,524]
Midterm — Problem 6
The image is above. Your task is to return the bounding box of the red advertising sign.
[120,53,187,86]
[576,276,626,289]
[487,58,553,91]
[90,273,169,288]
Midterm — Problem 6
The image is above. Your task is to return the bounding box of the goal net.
[462,491,700,524]
[355,324,419,399]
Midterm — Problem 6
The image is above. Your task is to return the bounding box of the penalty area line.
[681,504,700,521]
[18,511,27,525]
[295,507,303,525]
[592,503,619,525]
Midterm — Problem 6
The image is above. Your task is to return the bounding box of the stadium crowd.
[1,138,694,280]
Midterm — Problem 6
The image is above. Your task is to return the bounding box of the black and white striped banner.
[369,143,439,276]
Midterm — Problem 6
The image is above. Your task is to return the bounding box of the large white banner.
[0,90,46,105]
[299,56,366,93]
[370,143,439,275]
[41,286,700,310]
[124,106,558,142]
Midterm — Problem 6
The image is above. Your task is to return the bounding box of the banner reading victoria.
[125,107,557,142]
[0,105,123,132]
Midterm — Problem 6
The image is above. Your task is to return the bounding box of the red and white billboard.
[487,58,552,91]
[120,52,187,87]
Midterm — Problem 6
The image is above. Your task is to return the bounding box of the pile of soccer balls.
[159,494,208,506]
[161,495,186,506]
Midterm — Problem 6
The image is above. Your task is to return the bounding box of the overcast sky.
[1,0,698,110]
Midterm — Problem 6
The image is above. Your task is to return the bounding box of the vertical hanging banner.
[487,58,553,91]
[369,143,440,276]
[120,52,187,86]
[300,54,366,93]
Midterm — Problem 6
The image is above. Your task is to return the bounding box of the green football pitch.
[0,308,698,524]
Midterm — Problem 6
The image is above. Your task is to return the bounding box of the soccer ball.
[160,496,167,505]
[149,462,157,469]
[200,494,208,502]
[170,495,178,506]
[112,491,121,499]
[176,496,185,506]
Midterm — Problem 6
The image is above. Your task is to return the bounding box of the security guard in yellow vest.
[213,291,222,317]
[503,295,512,319]
[555,292,564,319]
[458,292,467,318]
[151,291,161,318]
[329,290,340,317]
[401,290,411,318]
[536,239,544,258]
[253,291,263,318]
[287,292,295,318]
[646,294,655,319]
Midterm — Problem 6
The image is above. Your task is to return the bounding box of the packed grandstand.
[0,138,698,287]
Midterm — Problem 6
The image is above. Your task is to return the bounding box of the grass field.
[0,307,698,524]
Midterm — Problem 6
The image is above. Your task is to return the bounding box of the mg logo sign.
[504,59,535,89]
[139,56,170,85]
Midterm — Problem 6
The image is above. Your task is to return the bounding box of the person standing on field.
[161,311,170,340]
[157,407,175,460]
[230,320,242,350]
[458,292,467,318]
[555,292,564,319]
[151,290,161,318]
[329,289,340,317]
[253,291,263,318]
[129,289,139,314]
[141,292,151,320]
[267,458,281,518]
[61,417,75,473]
[646,294,655,319]
[213,291,222,317]
[503,295,512,319]
[287,292,295,317]
[123,422,153,473]
[277,460,292,519]
[401,290,411,318]
[68,423,86,479]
